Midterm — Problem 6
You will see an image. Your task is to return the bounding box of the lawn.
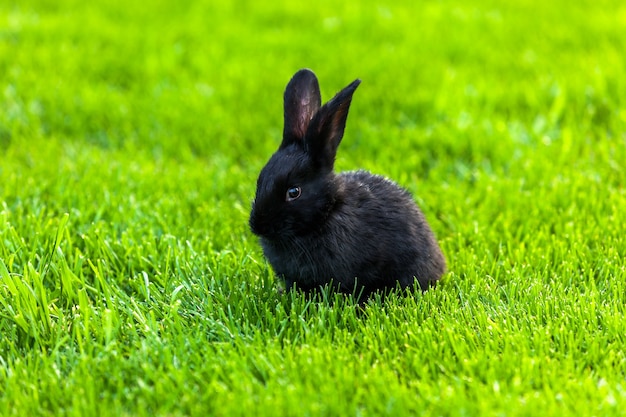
[1,0,625,415]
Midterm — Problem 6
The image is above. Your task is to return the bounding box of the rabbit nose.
[249,210,278,238]
[249,210,266,236]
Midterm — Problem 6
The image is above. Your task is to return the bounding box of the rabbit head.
[249,69,360,240]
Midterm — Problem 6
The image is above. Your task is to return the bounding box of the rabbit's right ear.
[281,69,321,149]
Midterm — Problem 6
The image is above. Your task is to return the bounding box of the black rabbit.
[249,69,445,300]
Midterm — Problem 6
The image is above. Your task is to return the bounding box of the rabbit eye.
[286,186,301,202]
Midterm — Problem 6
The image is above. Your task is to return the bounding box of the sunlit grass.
[1,0,625,415]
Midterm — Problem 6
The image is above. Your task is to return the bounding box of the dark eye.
[285,186,301,202]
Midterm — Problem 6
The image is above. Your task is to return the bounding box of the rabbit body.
[249,69,445,299]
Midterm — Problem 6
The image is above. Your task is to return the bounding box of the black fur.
[249,69,446,300]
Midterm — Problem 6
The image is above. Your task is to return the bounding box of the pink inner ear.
[296,98,317,138]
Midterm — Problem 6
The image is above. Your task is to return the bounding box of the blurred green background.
[1,0,625,415]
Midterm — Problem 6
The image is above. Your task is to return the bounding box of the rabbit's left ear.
[305,78,361,170]
[281,69,322,149]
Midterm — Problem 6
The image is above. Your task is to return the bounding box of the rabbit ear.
[281,69,322,149]
[305,78,361,170]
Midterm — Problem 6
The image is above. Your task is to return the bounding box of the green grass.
[1,0,625,415]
